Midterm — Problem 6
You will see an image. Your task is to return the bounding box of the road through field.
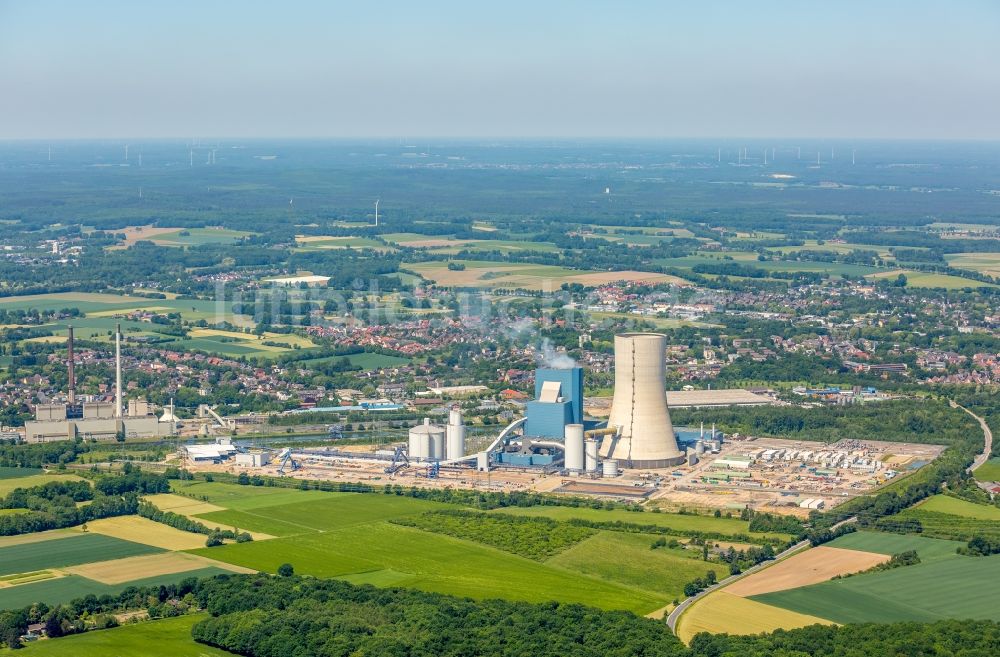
[950,401,992,472]
[666,538,809,632]
[667,516,856,635]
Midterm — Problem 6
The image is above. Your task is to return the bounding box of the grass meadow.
[9,614,231,657]
[169,481,777,614]
[973,457,1000,481]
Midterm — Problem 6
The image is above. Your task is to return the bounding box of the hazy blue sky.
[1,1,998,139]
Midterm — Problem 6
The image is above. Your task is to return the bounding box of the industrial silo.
[430,430,445,460]
[564,424,585,471]
[446,408,466,460]
[584,438,599,473]
[602,459,619,477]
[408,418,443,461]
[695,440,705,456]
[602,333,685,468]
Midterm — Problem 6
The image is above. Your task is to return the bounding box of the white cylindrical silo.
[603,333,684,468]
[446,409,466,460]
[408,428,429,460]
[564,424,585,471]
[408,418,442,461]
[602,459,618,477]
[695,440,705,456]
[688,453,699,466]
[584,438,599,473]
[430,428,445,460]
[477,451,490,471]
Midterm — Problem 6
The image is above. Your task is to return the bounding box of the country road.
[950,401,993,473]
[665,517,855,633]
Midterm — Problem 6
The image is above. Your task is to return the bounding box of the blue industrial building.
[524,366,583,439]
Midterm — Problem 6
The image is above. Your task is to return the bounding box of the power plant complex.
[401,332,715,477]
[24,327,716,481]
[24,325,176,442]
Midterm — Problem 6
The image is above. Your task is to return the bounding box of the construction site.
[173,331,945,514]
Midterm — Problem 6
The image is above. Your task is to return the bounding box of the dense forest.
[187,574,1000,657]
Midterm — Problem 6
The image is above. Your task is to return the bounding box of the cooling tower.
[602,333,685,468]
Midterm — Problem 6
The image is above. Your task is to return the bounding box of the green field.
[195,494,437,536]
[547,531,721,598]
[0,474,85,497]
[914,495,1000,520]
[655,252,882,277]
[0,293,253,328]
[0,467,42,480]
[753,552,1000,624]
[825,529,965,562]
[0,533,161,576]
[170,483,693,613]
[300,351,410,369]
[490,505,783,540]
[295,236,388,251]
[191,519,662,613]
[880,495,1000,542]
[151,227,253,247]
[10,614,231,657]
[170,481,334,510]
[0,568,234,611]
[944,252,1000,277]
[752,531,1000,624]
[974,457,1000,481]
[867,270,996,289]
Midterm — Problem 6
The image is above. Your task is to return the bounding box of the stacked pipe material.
[601,333,685,468]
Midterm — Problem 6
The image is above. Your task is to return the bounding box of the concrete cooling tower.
[601,333,685,468]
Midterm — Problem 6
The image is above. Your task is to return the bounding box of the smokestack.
[115,323,123,418]
[601,333,684,468]
[67,325,76,406]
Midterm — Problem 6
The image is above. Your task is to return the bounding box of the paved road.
[666,516,857,634]
[950,401,993,473]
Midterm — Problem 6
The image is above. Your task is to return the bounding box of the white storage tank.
[564,424,585,471]
[695,440,705,456]
[408,430,429,461]
[476,451,490,472]
[602,459,619,477]
[430,431,445,461]
[408,418,443,461]
[688,453,699,466]
[584,439,599,473]
[446,408,466,460]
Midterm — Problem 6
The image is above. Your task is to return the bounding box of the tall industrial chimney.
[115,323,123,418]
[67,325,76,406]
[601,333,684,468]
